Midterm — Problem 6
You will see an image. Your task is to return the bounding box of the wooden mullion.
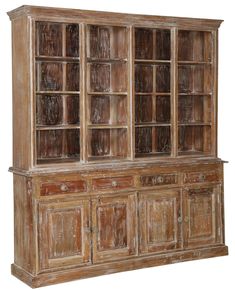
[61,23,67,158]
[128,26,134,160]
[131,26,135,159]
[171,28,178,157]
[80,23,87,162]
[152,29,157,153]
[210,30,218,156]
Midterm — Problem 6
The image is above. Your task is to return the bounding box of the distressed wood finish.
[8,5,227,288]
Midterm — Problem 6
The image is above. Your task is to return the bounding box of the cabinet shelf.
[87,92,128,96]
[178,93,212,96]
[178,61,212,65]
[88,124,128,129]
[178,122,211,126]
[36,56,80,62]
[36,125,80,130]
[135,92,171,96]
[135,59,171,64]
[87,57,127,63]
[36,91,80,95]
[135,123,171,127]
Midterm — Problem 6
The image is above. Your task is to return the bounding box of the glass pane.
[178,30,212,62]
[155,29,171,60]
[178,95,211,123]
[36,22,62,56]
[88,128,127,159]
[135,95,152,123]
[66,24,79,57]
[88,25,127,59]
[178,65,212,94]
[178,125,211,155]
[156,126,171,153]
[135,127,152,154]
[156,96,171,123]
[135,64,153,93]
[156,64,170,93]
[135,28,153,59]
[37,62,63,91]
[67,95,80,124]
[36,95,63,125]
[66,63,79,91]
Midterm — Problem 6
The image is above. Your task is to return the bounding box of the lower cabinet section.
[139,189,181,254]
[38,199,91,270]
[92,193,137,262]
[13,162,227,287]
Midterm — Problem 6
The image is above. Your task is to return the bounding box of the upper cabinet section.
[8,6,223,169]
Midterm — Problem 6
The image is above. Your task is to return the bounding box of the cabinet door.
[92,193,137,263]
[183,185,222,248]
[38,199,90,270]
[139,189,181,254]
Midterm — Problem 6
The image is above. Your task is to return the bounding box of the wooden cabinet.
[8,5,228,288]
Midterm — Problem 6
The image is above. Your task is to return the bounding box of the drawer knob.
[157,176,164,183]
[112,180,118,187]
[199,174,205,182]
[60,183,69,192]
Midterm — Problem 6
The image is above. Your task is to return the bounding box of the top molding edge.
[7,5,223,29]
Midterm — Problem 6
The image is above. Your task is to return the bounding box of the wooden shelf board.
[36,55,80,62]
[36,124,80,130]
[135,59,171,64]
[135,92,171,95]
[178,123,211,126]
[87,57,127,63]
[36,91,80,95]
[87,92,128,96]
[178,93,212,96]
[88,124,128,129]
[135,123,171,127]
[37,156,80,164]
[135,152,171,158]
[178,60,212,65]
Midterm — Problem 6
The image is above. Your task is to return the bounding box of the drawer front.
[183,171,220,184]
[40,180,87,196]
[140,174,177,187]
[92,176,134,191]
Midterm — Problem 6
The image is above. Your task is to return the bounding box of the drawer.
[140,173,177,187]
[92,176,134,191]
[183,171,220,184]
[40,180,87,196]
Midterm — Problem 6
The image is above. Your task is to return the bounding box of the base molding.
[12,245,228,288]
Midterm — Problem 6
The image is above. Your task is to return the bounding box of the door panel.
[183,185,221,248]
[139,189,181,254]
[38,199,90,270]
[92,193,137,263]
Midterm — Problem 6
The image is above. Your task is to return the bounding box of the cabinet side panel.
[12,16,32,169]
[14,175,36,274]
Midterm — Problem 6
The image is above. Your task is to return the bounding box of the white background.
[0,0,234,289]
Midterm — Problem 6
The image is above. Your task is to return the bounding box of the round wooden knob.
[60,183,69,191]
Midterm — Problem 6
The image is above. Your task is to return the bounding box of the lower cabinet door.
[38,199,91,270]
[92,193,137,263]
[139,189,181,254]
[183,185,222,248]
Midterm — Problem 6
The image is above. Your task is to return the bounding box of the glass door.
[177,30,213,156]
[35,22,80,164]
[86,25,129,161]
[134,28,172,158]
